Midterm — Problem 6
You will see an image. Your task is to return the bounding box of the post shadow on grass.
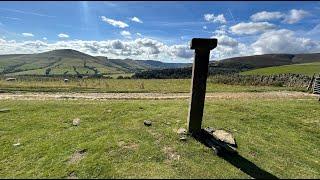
[193,129,278,179]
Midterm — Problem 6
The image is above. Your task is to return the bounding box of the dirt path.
[0,91,316,100]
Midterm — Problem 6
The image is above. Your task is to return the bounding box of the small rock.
[13,142,21,147]
[144,120,152,126]
[72,118,80,126]
[212,129,236,146]
[0,109,10,113]
[64,79,69,83]
[5,78,16,81]
[205,127,215,133]
[179,136,187,141]
[13,139,21,147]
[177,128,187,135]
[107,109,112,113]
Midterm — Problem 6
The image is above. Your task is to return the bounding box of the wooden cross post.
[188,38,217,135]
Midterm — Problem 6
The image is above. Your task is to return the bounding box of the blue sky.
[0,1,320,62]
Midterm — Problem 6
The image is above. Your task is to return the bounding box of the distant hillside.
[133,53,320,79]
[241,62,320,76]
[0,49,189,76]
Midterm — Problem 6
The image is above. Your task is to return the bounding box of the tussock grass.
[0,97,319,178]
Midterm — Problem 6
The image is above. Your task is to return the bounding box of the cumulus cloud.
[136,33,142,37]
[230,22,276,35]
[58,33,69,38]
[22,33,34,37]
[43,37,47,40]
[168,45,193,59]
[204,13,227,24]
[203,26,207,30]
[101,16,129,28]
[251,29,320,54]
[131,17,143,23]
[282,9,309,24]
[213,35,238,47]
[250,9,309,24]
[251,11,284,21]
[0,38,196,62]
[214,25,228,35]
[120,31,131,39]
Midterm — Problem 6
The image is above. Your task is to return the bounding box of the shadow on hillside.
[193,129,278,179]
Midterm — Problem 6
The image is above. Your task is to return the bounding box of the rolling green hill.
[241,62,320,76]
[134,53,320,79]
[0,49,189,76]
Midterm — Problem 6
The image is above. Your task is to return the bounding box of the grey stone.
[144,120,152,126]
[212,129,236,146]
[5,78,16,81]
[177,128,187,135]
[0,109,10,113]
[72,118,80,126]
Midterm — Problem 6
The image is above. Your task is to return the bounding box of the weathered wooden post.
[188,38,217,135]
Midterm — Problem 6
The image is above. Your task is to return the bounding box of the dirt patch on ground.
[117,141,139,150]
[162,147,180,162]
[0,91,316,100]
[67,149,87,165]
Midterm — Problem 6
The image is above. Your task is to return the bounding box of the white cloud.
[214,25,227,35]
[0,38,196,62]
[168,45,193,59]
[101,16,129,28]
[131,17,143,23]
[22,33,34,37]
[282,9,309,24]
[212,35,238,47]
[1,29,319,62]
[120,31,131,39]
[230,22,276,35]
[58,33,69,38]
[136,33,142,37]
[250,9,309,24]
[204,14,227,24]
[251,29,320,54]
[43,37,47,40]
[251,11,284,21]
[203,26,207,30]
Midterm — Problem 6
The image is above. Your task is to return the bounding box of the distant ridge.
[0,49,190,76]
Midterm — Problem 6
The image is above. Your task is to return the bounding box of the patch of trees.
[132,62,254,79]
[45,68,51,75]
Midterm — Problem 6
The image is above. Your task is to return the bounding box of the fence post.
[187,38,217,134]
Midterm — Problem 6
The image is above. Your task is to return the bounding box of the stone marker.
[187,38,217,134]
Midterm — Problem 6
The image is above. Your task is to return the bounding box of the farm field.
[241,62,320,76]
[0,95,319,178]
[0,78,305,93]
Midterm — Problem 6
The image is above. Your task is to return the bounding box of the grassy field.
[241,62,320,76]
[0,78,305,93]
[0,97,319,178]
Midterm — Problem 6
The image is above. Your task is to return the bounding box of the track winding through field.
[0,91,317,100]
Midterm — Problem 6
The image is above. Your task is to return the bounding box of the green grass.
[241,62,320,76]
[0,78,304,93]
[0,98,319,178]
